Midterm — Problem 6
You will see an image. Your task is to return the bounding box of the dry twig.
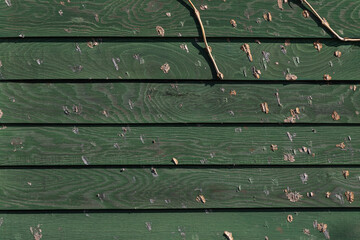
[301,0,360,41]
[187,0,224,79]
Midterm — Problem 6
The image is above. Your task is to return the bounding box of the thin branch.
[187,0,224,79]
[301,0,360,42]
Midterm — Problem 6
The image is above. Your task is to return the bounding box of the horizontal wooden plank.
[1,168,360,210]
[0,125,359,166]
[1,211,359,239]
[0,0,358,38]
[0,39,358,80]
[0,82,359,123]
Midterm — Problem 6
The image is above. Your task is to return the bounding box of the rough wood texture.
[0,39,358,80]
[0,82,359,123]
[1,126,359,166]
[0,211,359,239]
[1,168,360,210]
[0,0,358,38]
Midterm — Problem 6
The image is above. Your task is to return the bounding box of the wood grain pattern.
[1,211,359,239]
[0,0,358,38]
[0,39,358,80]
[0,82,360,123]
[1,168,360,210]
[1,125,360,166]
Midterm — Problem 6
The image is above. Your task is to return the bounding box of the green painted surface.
[1,168,360,210]
[0,211,359,239]
[0,0,358,38]
[0,125,358,166]
[0,39,358,80]
[1,0,359,237]
[0,82,359,123]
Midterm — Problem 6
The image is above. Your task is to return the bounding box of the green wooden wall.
[0,0,360,239]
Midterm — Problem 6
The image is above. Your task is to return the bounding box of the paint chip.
[172,157,178,165]
[160,63,170,73]
[345,191,354,203]
[343,170,349,179]
[0,109,3,118]
[285,190,302,202]
[303,229,310,236]
[323,74,332,81]
[326,192,331,198]
[313,40,322,52]
[263,12,272,21]
[332,111,340,121]
[230,90,237,96]
[336,142,345,149]
[334,51,342,58]
[302,10,310,18]
[196,194,206,203]
[200,5,208,10]
[287,214,293,223]
[241,44,253,62]
[30,225,42,240]
[283,153,295,162]
[230,19,237,27]
[156,26,165,36]
[260,102,269,114]
[285,74,297,81]
[270,144,278,152]
[224,231,233,240]
[252,67,261,79]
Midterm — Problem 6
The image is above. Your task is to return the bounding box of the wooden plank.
[0,125,359,166]
[1,168,360,210]
[0,39,358,80]
[0,82,359,123]
[0,0,358,38]
[0,211,359,239]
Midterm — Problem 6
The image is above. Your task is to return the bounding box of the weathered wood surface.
[0,39,358,80]
[1,168,360,210]
[0,0,359,38]
[1,211,359,239]
[0,82,359,123]
[1,126,359,166]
